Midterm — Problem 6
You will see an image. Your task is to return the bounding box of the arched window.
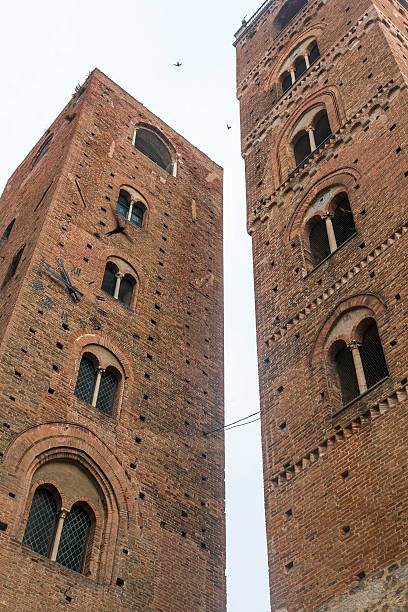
[330,318,389,406]
[32,134,53,169]
[101,259,137,307]
[56,505,91,573]
[134,127,173,173]
[308,42,320,65]
[74,347,122,416]
[294,132,311,166]
[278,39,320,96]
[331,193,356,246]
[115,189,146,229]
[1,245,25,289]
[274,0,307,33]
[314,110,332,147]
[23,487,57,557]
[308,216,331,266]
[294,55,307,80]
[281,72,293,94]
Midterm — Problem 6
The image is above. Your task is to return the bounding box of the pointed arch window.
[314,110,332,148]
[56,505,91,573]
[134,127,173,173]
[294,132,312,166]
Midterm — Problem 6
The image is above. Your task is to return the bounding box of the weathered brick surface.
[236,0,408,610]
[0,69,225,611]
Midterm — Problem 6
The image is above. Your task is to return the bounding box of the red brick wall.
[0,69,225,611]
[236,0,408,609]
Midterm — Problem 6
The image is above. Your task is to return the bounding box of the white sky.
[0,2,270,610]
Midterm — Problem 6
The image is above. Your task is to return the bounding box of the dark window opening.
[95,368,118,415]
[274,0,307,33]
[309,42,320,65]
[314,111,332,147]
[32,134,53,169]
[23,488,57,557]
[118,275,134,307]
[295,56,307,80]
[101,262,117,297]
[282,72,292,94]
[1,245,25,289]
[332,194,356,246]
[360,321,389,389]
[130,202,145,228]
[1,219,15,242]
[56,505,90,573]
[74,356,95,404]
[309,218,330,266]
[134,128,172,173]
[116,192,130,219]
[334,342,360,405]
[294,132,311,166]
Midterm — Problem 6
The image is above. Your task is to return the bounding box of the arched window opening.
[314,110,332,147]
[333,341,360,405]
[294,132,311,166]
[295,56,307,80]
[274,0,307,33]
[95,368,119,415]
[134,128,172,173]
[74,349,122,416]
[23,487,57,557]
[116,191,131,219]
[32,134,53,169]
[281,72,293,94]
[118,274,135,307]
[331,194,356,247]
[56,505,91,573]
[1,245,25,289]
[101,261,118,297]
[116,191,146,229]
[2,219,15,242]
[359,320,389,389]
[309,217,331,265]
[309,42,320,65]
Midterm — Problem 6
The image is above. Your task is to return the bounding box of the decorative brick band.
[268,382,408,490]
[265,222,408,346]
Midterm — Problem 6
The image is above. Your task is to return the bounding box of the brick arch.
[3,422,134,584]
[286,167,361,242]
[71,333,135,382]
[112,174,158,216]
[265,24,325,91]
[311,294,387,365]
[271,87,345,185]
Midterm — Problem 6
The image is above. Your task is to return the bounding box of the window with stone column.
[116,188,147,229]
[101,256,138,308]
[74,345,123,416]
[328,315,389,407]
[278,39,321,96]
[291,107,332,167]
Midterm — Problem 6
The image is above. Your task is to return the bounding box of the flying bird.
[227,125,232,130]
[106,214,131,241]
[173,62,182,67]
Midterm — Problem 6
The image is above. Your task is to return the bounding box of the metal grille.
[74,357,95,404]
[314,111,332,148]
[135,129,172,173]
[332,195,356,246]
[309,218,330,266]
[101,263,116,296]
[130,203,144,228]
[118,276,133,306]
[360,323,389,389]
[295,56,307,80]
[56,506,90,573]
[23,488,56,557]
[294,132,311,166]
[335,344,360,405]
[116,194,130,219]
[309,42,320,65]
[96,369,117,415]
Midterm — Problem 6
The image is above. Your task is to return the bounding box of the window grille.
[294,132,311,166]
[23,488,56,557]
[295,56,307,80]
[118,276,133,307]
[314,111,332,147]
[95,369,117,415]
[309,43,320,65]
[332,194,356,246]
[74,357,95,404]
[334,343,360,405]
[101,262,116,296]
[134,128,172,173]
[360,322,389,388]
[309,218,330,265]
[130,203,144,228]
[116,193,130,218]
[56,505,90,573]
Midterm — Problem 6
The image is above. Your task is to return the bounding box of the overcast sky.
[0,2,270,610]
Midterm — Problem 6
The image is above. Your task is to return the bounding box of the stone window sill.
[304,232,357,278]
[331,376,390,418]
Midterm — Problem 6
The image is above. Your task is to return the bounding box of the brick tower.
[235,0,408,610]
[0,69,225,611]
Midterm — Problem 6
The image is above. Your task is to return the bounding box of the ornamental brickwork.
[0,69,225,611]
[235,0,408,610]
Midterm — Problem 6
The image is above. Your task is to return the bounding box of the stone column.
[50,509,69,561]
[305,53,310,69]
[308,127,316,152]
[114,272,124,299]
[127,202,133,221]
[290,68,296,84]
[91,367,105,406]
[323,213,337,252]
[348,341,367,394]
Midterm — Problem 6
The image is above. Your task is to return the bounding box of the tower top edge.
[233,0,275,46]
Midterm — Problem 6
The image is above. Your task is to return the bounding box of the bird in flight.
[106,215,131,241]
[227,124,232,130]
[173,61,182,67]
